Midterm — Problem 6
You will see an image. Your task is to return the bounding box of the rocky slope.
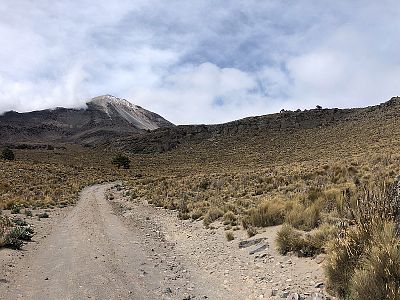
[0,95,174,145]
[114,96,400,155]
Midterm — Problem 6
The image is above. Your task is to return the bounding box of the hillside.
[110,97,400,173]
[0,95,174,145]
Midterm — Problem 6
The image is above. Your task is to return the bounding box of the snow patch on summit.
[86,95,173,130]
[88,95,139,112]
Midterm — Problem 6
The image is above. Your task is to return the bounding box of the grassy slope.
[2,98,400,209]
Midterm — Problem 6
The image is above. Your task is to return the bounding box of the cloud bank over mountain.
[1,1,399,124]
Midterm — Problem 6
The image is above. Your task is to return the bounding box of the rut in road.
[1,184,206,300]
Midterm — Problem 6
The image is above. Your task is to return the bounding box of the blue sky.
[0,1,400,124]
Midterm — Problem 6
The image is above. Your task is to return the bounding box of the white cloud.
[128,63,259,124]
[1,1,400,123]
[0,63,89,112]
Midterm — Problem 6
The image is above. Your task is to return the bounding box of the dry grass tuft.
[203,207,224,226]
[325,181,400,299]
[350,222,400,300]
[276,223,337,257]
[225,231,235,241]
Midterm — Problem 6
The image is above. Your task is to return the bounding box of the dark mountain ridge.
[0,95,174,145]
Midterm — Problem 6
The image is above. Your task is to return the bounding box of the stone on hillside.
[238,238,266,249]
[310,293,326,300]
[249,243,268,255]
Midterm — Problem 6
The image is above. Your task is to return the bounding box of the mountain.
[87,95,173,130]
[0,95,174,145]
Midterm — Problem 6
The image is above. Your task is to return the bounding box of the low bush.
[225,231,235,241]
[350,222,400,300]
[190,209,203,220]
[13,218,27,226]
[276,224,301,255]
[0,215,12,247]
[243,198,286,228]
[3,231,24,249]
[277,223,337,257]
[203,207,224,226]
[325,181,400,299]
[11,206,21,214]
[246,226,257,237]
[178,212,190,220]
[1,148,15,161]
[2,226,33,249]
[112,154,130,169]
[222,211,237,225]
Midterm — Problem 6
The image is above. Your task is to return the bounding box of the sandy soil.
[0,183,333,300]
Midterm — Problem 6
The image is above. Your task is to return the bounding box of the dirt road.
[0,184,330,300]
[1,184,210,299]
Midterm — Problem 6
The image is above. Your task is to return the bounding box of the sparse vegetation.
[222,211,237,225]
[0,145,123,210]
[13,218,27,226]
[0,214,33,250]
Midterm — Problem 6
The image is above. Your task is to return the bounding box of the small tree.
[112,153,130,169]
[1,148,15,161]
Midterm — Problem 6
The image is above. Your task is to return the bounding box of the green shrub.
[3,226,33,249]
[1,148,15,161]
[11,206,20,214]
[4,233,23,249]
[112,154,130,169]
[13,218,27,226]
[12,226,33,241]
